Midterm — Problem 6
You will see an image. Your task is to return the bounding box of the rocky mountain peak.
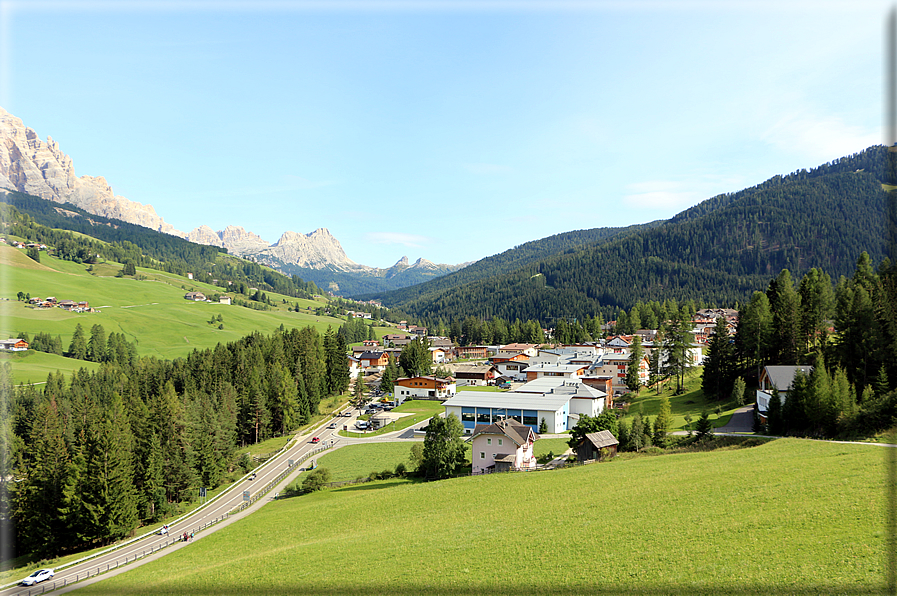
[0,106,185,237]
[186,225,224,247]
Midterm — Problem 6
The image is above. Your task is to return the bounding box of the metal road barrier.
[7,514,230,596]
[4,437,314,595]
[232,441,335,513]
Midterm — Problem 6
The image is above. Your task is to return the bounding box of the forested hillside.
[4,325,351,557]
[0,193,322,298]
[375,146,891,323]
[356,221,662,304]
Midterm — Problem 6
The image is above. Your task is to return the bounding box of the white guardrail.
[3,433,337,595]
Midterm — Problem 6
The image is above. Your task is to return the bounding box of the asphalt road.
[2,406,427,596]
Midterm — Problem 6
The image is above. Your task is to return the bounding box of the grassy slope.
[313,442,419,482]
[76,438,885,595]
[625,367,743,431]
[0,244,361,361]
[0,349,100,385]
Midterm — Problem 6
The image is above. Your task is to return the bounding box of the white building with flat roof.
[442,390,571,435]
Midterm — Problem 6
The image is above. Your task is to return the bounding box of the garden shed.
[575,430,619,462]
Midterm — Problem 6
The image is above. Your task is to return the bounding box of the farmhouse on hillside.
[0,339,29,351]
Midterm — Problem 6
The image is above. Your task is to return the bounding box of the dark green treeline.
[2,325,348,559]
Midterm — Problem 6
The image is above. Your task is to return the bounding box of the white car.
[21,568,54,586]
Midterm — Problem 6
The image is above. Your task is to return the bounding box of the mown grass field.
[312,441,420,482]
[74,438,887,595]
[0,244,386,362]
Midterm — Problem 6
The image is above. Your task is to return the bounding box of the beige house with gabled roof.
[470,417,539,474]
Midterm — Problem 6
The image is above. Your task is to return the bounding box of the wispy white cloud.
[365,232,430,248]
[760,113,880,164]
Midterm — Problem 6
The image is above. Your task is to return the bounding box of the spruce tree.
[16,397,71,556]
[766,388,783,435]
[732,377,747,406]
[702,317,736,400]
[768,269,802,365]
[88,324,107,362]
[625,335,644,395]
[68,323,88,360]
[653,395,671,447]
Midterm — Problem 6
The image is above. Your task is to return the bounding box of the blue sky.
[0,0,887,268]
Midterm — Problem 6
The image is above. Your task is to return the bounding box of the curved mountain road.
[2,409,429,596]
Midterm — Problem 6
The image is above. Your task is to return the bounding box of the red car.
[311,437,320,443]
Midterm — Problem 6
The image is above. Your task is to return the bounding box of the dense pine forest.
[0,325,351,558]
[372,146,892,323]
[697,251,897,440]
[0,195,322,299]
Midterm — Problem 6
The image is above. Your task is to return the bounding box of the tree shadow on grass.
[334,480,412,493]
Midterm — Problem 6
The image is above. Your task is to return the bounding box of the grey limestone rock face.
[0,106,185,236]
[259,228,356,269]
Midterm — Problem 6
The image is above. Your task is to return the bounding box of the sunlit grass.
[74,438,886,595]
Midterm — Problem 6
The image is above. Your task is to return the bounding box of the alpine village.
[0,108,895,595]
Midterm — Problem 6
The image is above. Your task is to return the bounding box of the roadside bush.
[380,469,394,479]
[301,467,332,493]
[238,453,253,473]
[394,462,407,477]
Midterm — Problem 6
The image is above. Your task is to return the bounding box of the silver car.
[21,568,54,586]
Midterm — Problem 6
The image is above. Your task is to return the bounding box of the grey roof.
[523,364,586,373]
[583,430,619,449]
[763,365,814,391]
[516,378,606,398]
[443,390,572,412]
[471,417,539,445]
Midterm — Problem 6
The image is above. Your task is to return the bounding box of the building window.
[480,452,485,459]
[498,439,503,446]
[487,438,491,445]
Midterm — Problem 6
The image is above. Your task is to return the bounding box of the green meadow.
[0,349,100,385]
[625,367,743,431]
[0,244,381,361]
[312,441,419,482]
[74,438,886,595]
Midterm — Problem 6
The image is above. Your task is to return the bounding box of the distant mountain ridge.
[371,146,892,322]
[0,106,460,293]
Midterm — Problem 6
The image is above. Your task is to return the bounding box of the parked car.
[21,569,54,586]
[355,420,369,430]
[311,437,320,443]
